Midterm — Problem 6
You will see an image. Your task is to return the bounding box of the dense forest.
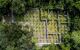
[0,0,80,50]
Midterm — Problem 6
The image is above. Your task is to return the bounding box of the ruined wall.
[23,8,69,45]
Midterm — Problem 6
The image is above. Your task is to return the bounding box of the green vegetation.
[37,31,80,50]
[0,23,34,50]
[0,0,80,50]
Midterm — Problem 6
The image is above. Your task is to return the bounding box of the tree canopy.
[0,0,80,50]
[0,23,34,50]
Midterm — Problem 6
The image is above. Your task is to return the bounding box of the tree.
[0,0,26,21]
[0,23,34,50]
[74,1,80,10]
[39,44,60,50]
[72,31,80,44]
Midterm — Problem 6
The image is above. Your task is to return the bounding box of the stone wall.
[23,8,69,45]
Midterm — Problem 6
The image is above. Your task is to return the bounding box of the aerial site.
[0,0,80,50]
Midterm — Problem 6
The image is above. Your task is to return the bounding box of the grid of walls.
[24,8,69,44]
